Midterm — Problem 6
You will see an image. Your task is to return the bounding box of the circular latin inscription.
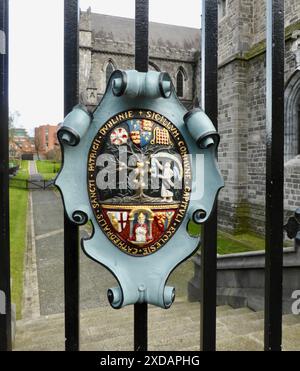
[88,110,192,257]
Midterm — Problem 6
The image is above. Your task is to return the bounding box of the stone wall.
[217,0,300,235]
[285,157,300,213]
[79,9,198,110]
[218,0,246,63]
[188,239,300,313]
[252,0,300,46]
[217,59,249,233]
[247,53,266,208]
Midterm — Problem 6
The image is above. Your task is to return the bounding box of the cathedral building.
[79,1,300,236]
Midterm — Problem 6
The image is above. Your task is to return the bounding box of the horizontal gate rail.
[0,0,12,352]
[264,0,284,351]
[9,178,56,190]
[27,180,55,190]
[44,180,55,189]
[27,180,46,189]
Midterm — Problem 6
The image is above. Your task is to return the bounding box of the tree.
[9,110,20,141]
[8,111,21,162]
[46,146,61,163]
[34,134,43,161]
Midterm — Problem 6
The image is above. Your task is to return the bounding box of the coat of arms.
[88,110,191,256]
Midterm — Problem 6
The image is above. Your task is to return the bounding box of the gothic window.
[218,0,227,19]
[284,71,300,161]
[106,61,115,85]
[149,61,160,72]
[176,69,184,98]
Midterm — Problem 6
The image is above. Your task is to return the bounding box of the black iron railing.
[200,0,218,351]
[0,0,285,352]
[64,0,80,352]
[9,178,55,190]
[264,0,284,351]
[134,0,149,352]
[0,0,11,352]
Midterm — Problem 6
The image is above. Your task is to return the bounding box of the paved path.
[31,189,118,315]
[28,161,41,181]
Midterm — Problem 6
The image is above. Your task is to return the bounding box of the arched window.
[106,61,115,85]
[218,0,227,20]
[176,69,184,97]
[284,71,300,161]
[149,61,160,72]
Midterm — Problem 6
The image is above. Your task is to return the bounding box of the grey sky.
[9,0,201,135]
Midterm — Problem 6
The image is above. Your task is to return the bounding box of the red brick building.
[34,124,59,156]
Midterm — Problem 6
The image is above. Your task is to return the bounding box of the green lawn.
[9,159,20,168]
[15,160,29,180]
[217,231,265,254]
[36,160,60,180]
[9,160,29,319]
[188,221,265,255]
[9,160,29,189]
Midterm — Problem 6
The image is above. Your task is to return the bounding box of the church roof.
[85,12,200,51]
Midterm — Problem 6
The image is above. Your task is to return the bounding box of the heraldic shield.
[55,70,224,309]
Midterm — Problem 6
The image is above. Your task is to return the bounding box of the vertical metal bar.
[134,0,149,352]
[0,0,11,352]
[265,0,284,352]
[134,302,148,351]
[135,0,149,72]
[200,0,218,352]
[64,0,79,352]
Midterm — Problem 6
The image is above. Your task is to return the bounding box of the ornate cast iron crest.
[56,70,223,309]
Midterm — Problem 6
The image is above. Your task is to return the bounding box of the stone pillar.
[188,0,255,302]
[217,0,254,234]
[79,8,92,104]
[291,30,300,70]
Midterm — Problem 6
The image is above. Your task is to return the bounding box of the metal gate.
[0,0,284,351]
